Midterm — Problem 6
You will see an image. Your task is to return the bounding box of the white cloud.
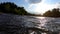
[55,2,60,8]
[25,0,28,2]
[28,0,59,14]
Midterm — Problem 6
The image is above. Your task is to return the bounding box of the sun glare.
[28,0,59,14]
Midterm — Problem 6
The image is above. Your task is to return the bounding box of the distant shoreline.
[0,13,60,18]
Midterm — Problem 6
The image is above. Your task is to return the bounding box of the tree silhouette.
[43,8,60,17]
[0,2,29,15]
[43,10,52,17]
[52,8,60,17]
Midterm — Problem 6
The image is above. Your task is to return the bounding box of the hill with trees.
[0,2,31,15]
[43,8,60,17]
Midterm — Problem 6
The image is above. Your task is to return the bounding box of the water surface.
[23,16,60,32]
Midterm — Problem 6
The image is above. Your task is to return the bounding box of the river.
[22,16,60,34]
[0,14,60,34]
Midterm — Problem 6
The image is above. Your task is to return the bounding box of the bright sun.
[28,0,59,14]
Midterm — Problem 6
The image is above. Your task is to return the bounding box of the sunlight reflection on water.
[35,17,60,32]
[1,14,60,34]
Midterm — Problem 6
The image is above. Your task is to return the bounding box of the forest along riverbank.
[0,13,60,34]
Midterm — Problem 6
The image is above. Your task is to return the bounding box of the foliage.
[43,8,60,17]
[0,2,29,15]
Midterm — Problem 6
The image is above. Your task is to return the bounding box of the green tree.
[43,8,60,17]
[43,10,52,17]
[52,8,60,17]
[0,2,29,15]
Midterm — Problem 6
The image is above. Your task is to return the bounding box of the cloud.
[25,0,42,4]
[28,0,59,14]
[56,2,60,8]
[26,0,60,14]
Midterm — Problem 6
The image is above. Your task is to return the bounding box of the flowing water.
[0,14,60,34]
[22,16,60,34]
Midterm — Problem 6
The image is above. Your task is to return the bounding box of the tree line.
[0,2,31,15]
[0,2,60,17]
[43,8,60,17]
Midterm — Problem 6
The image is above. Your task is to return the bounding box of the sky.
[0,0,60,14]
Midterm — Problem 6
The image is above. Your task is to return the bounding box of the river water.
[0,14,60,34]
[22,16,60,34]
